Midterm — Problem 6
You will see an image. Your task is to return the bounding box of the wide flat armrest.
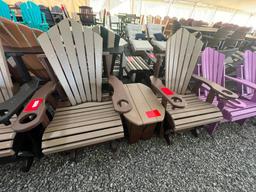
[0,78,40,125]
[225,75,256,90]
[108,75,132,113]
[150,76,186,108]
[12,81,57,133]
[192,74,238,100]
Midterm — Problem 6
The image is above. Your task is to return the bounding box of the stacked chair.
[20,1,49,31]
[78,6,96,26]
[0,0,17,21]
[126,24,153,54]
[146,24,167,52]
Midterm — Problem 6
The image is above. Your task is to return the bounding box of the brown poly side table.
[123,83,165,143]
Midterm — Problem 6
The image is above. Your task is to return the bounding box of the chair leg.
[164,129,172,145]
[207,123,218,136]
[191,127,200,137]
[237,119,246,126]
[70,150,77,163]
[110,140,119,153]
[21,157,34,172]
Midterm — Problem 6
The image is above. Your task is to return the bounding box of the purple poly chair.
[198,47,256,128]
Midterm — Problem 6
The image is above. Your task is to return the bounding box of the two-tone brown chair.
[150,28,238,144]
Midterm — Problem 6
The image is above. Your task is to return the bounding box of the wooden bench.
[124,56,152,83]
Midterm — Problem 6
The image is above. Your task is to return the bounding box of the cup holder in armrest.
[118,99,129,107]
[0,109,8,117]
[19,113,37,124]
[169,95,186,108]
[222,89,233,95]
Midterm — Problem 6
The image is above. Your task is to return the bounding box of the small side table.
[123,83,165,143]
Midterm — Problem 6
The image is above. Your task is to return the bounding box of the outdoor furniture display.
[78,6,96,26]
[198,47,256,125]
[12,19,133,168]
[0,0,17,21]
[124,56,152,84]
[202,26,233,49]
[20,1,49,31]
[153,15,161,24]
[223,27,251,49]
[146,24,166,52]
[150,28,238,144]
[126,24,153,54]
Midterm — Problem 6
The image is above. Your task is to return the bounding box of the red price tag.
[161,87,174,96]
[23,98,43,112]
[146,109,161,118]
[127,56,133,62]
[148,53,156,59]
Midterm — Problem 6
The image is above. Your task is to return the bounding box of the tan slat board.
[55,103,114,117]
[53,108,116,121]
[0,132,15,141]
[46,115,121,133]
[0,41,13,101]
[38,26,77,105]
[84,27,97,101]
[71,20,92,101]
[58,20,86,102]
[108,30,115,48]
[123,83,165,126]
[94,32,103,102]
[48,113,120,129]
[175,117,223,132]
[0,149,15,157]
[42,126,123,149]
[48,24,82,104]
[0,140,13,150]
[43,133,124,155]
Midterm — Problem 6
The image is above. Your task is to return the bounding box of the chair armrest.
[225,75,256,90]
[108,75,132,113]
[0,78,40,125]
[192,74,238,100]
[12,81,57,133]
[150,76,186,108]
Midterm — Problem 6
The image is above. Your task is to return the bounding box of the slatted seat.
[199,48,256,124]
[0,120,15,158]
[167,94,222,131]
[150,28,232,143]
[125,56,151,73]
[24,19,132,156]
[42,101,123,154]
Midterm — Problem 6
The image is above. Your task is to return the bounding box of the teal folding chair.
[20,1,49,31]
[0,0,17,21]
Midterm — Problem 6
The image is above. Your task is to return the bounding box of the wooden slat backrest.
[165,28,203,94]
[244,50,256,94]
[201,47,225,86]
[37,19,103,105]
[0,17,42,48]
[0,40,13,102]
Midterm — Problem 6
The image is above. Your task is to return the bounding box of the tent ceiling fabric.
[175,0,256,14]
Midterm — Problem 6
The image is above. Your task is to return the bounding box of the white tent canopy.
[5,0,256,28]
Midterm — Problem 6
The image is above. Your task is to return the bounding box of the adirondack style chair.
[0,17,50,80]
[0,40,39,170]
[236,50,256,99]
[0,0,17,21]
[20,1,49,31]
[12,19,133,164]
[198,47,256,125]
[150,29,238,144]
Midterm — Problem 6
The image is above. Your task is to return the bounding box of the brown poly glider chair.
[150,28,238,144]
[0,40,40,169]
[12,19,134,167]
